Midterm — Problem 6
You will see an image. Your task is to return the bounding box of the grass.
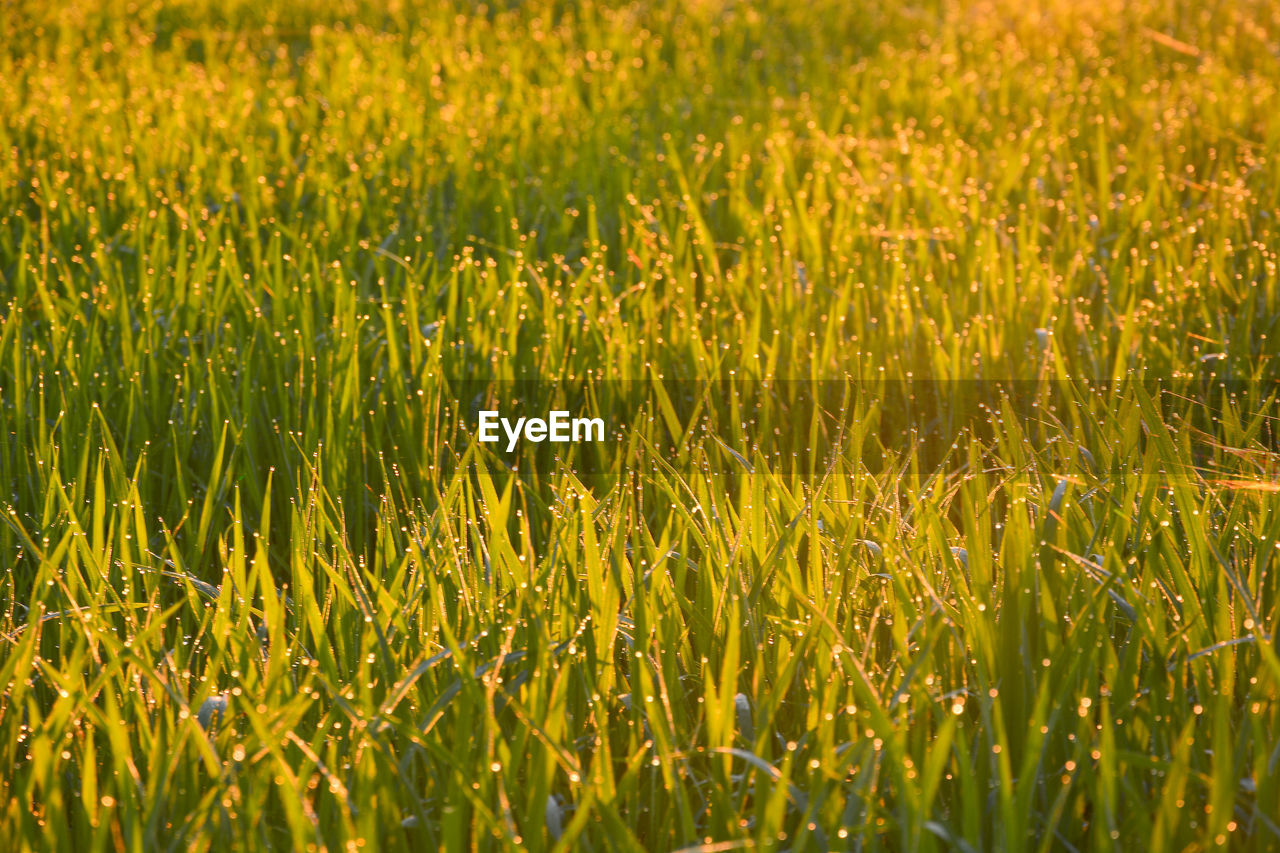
[2,0,1280,849]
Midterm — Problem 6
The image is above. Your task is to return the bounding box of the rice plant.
[1,0,1278,850]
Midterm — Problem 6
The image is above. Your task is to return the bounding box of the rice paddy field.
[3,0,1280,850]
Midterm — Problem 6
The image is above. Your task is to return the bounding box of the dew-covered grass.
[2,0,1280,850]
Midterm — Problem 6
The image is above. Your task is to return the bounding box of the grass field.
[3,0,1280,850]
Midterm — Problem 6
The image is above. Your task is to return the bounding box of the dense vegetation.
[2,0,1279,849]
